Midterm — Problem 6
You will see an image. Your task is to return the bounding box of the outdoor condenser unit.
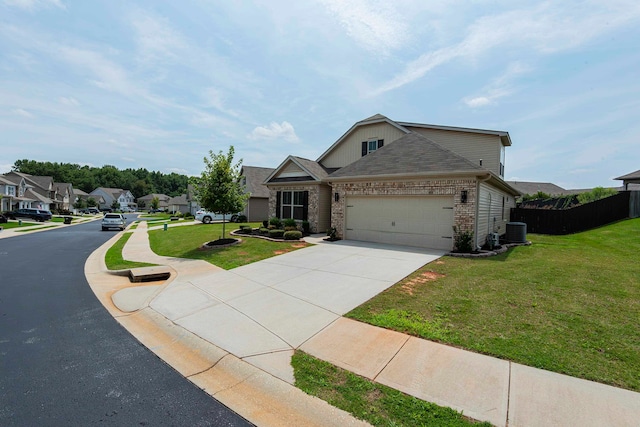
[491,232,500,247]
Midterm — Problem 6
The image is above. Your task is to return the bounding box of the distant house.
[167,194,189,214]
[0,171,54,211]
[240,166,274,221]
[615,169,640,191]
[90,187,136,210]
[506,181,568,197]
[138,193,170,210]
[53,182,75,211]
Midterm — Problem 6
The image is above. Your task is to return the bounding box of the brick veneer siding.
[268,184,324,233]
[330,178,477,239]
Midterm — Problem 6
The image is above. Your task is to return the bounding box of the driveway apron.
[132,229,444,384]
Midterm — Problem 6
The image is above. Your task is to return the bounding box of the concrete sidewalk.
[87,221,640,427]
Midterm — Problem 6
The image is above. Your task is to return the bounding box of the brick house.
[265,114,520,251]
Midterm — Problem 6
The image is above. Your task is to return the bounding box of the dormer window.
[361,139,384,156]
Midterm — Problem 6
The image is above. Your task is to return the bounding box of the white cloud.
[122,157,135,163]
[249,121,299,142]
[374,2,640,95]
[319,0,409,55]
[3,0,65,11]
[463,62,529,108]
[130,12,186,64]
[13,108,34,118]
[59,96,80,106]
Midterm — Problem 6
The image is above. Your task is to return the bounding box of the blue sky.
[1,0,639,190]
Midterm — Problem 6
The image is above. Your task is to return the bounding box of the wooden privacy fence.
[510,191,637,235]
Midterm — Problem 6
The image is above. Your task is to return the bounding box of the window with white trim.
[280,190,306,220]
[361,139,384,156]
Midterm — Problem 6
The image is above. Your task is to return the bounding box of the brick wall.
[330,178,477,238]
[268,184,322,232]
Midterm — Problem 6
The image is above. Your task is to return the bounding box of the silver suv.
[101,213,126,231]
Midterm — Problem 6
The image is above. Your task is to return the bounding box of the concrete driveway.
[147,238,444,382]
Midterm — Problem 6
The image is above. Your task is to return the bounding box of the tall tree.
[194,146,247,239]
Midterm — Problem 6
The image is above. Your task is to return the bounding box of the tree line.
[11,159,189,199]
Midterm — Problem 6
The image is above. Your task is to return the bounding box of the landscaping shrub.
[284,230,302,240]
[268,229,285,239]
[238,225,253,234]
[237,214,248,223]
[262,220,268,228]
[184,212,194,219]
[284,226,298,231]
[259,227,270,235]
[452,226,474,253]
[269,217,282,229]
[283,218,297,228]
[302,220,310,235]
[577,187,618,204]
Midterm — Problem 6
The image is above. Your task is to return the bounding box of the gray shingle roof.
[615,169,640,180]
[506,181,567,196]
[241,166,274,198]
[292,156,331,180]
[328,132,484,179]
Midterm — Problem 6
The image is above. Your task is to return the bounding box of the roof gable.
[615,169,640,180]
[328,132,485,179]
[265,156,329,184]
[316,114,410,163]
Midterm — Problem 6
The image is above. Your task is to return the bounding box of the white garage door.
[345,196,454,250]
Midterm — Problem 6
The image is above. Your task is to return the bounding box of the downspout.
[475,173,491,250]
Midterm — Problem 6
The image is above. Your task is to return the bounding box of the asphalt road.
[0,217,252,426]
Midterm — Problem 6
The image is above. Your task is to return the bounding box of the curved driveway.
[0,218,251,426]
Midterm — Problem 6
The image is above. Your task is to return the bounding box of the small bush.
[259,227,269,235]
[283,218,297,228]
[284,230,302,240]
[577,187,618,204]
[268,229,285,239]
[302,220,310,234]
[452,226,474,253]
[184,212,194,219]
[237,214,248,223]
[284,226,297,231]
[238,225,253,234]
[269,217,282,229]
[262,220,269,228]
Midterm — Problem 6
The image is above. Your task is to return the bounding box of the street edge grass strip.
[105,231,158,271]
[292,351,490,427]
[14,225,58,232]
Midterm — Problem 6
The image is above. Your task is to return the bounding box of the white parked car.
[195,210,239,224]
[102,213,126,231]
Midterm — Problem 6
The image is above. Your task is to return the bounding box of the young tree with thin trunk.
[195,146,247,240]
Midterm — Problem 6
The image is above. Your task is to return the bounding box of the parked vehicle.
[81,207,100,215]
[0,213,7,223]
[195,210,239,224]
[6,208,52,222]
[101,213,126,231]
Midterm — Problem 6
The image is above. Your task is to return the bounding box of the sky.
[1,0,639,190]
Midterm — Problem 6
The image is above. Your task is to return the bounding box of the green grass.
[0,221,39,229]
[14,225,57,232]
[292,351,489,427]
[105,232,158,270]
[347,218,640,391]
[148,222,309,270]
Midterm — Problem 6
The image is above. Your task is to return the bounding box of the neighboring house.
[90,187,136,210]
[186,184,200,215]
[73,188,105,208]
[240,166,274,221]
[53,182,74,211]
[167,194,189,214]
[615,169,640,191]
[1,172,54,211]
[265,114,520,251]
[138,193,170,210]
[506,181,568,197]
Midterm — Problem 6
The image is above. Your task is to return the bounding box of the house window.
[277,190,308,220]
[361,139,384,156]
[6,186,15,196]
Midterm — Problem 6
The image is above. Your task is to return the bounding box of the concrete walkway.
[88,221,640,427]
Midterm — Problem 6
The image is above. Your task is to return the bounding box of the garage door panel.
[345,196,454,251]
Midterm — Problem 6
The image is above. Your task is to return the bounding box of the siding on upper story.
[408,127,503,176]
[320,122,407,169]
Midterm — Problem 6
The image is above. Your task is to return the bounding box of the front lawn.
[0,220,39,229]
[148,222,310,270]
[347,218,640,391]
